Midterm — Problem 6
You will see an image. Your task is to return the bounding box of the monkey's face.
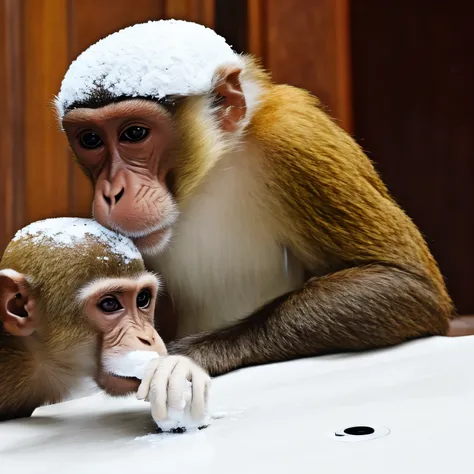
[62,67,247,255]
[79,272,167,395]
[63,100,179,255]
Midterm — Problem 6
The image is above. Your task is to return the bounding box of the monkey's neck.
[0,332,96,415]
[0,335,67,408]
[25,331,97,392]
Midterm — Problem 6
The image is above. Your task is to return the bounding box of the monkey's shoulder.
[251,84,331,133]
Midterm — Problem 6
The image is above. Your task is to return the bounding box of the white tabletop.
[1,335,474,474]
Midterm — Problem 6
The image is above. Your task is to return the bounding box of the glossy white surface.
[1,336,474,474]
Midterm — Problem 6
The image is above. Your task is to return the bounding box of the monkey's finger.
[136,358,160,400]
[189,369,211,420]
[150,357,179,421]
[166,361,189,412]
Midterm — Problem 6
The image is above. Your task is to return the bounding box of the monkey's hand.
[136,355,211,431]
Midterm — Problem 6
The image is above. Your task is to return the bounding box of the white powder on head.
[55,19,244,120]
[12,218,141,264]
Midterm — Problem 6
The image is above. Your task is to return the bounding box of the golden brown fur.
[252,81,449,282]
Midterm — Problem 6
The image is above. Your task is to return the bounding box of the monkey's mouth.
[97,370,141,395]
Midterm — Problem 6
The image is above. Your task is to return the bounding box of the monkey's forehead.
[12,218,142,265]
[55,19,244,121]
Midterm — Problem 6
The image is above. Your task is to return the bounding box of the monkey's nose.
[137,334,154,348]
[135,329,165,353]
[115,188,124,203]
[102,187,125,208]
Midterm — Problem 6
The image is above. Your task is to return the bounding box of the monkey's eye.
[120,126,149,143]
[137,290,151,309]
[98,296,123,313]
[79,131,103,149]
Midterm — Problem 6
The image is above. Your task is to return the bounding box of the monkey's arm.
[168,264,451,376]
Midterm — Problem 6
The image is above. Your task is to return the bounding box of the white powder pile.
[105,350,160,379]
[12,217,141,264]
[55,19,244,120]
[106,351,210,432]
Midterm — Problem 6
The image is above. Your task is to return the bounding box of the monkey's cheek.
[133,227,172,255]
[96,371,141,396]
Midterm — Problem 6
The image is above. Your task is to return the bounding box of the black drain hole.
[343,426,375,436]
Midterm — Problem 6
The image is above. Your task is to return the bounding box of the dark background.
[1,0,473,314]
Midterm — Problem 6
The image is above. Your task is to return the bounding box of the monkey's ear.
[0,269,37,337]
[213,66,246,132]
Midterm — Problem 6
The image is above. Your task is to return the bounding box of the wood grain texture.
[248,0,265,61]
[0,0,22,253]
[22,0,70,225]
[214,0,247,53]
[248,0,353,132]
[164,0,215,27]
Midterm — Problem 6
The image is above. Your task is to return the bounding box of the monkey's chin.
[97,371,141,396]
[133,227,172,255]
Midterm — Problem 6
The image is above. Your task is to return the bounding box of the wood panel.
[248,0,353,132]
[0,0,24,252]
[23,0,70,224]
[0,1,15,251]
[214,0,247,53]
[351,0,474,314]
[164,0,214,27]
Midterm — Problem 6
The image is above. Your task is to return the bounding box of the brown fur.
[0,236,145,419]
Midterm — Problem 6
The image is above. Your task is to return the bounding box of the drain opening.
[333,425,390,442]
[343,426,375,436]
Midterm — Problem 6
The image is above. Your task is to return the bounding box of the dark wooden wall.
[351,0,474,314]
[1,0,473,313]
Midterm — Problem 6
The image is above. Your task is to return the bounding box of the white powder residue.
[13,218,141,263]
[107,350,210,432]
[55,19,244,120]
[156,407,210,433]
[105,351,160,379]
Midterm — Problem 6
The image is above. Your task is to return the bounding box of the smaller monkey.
[0,218,210,430]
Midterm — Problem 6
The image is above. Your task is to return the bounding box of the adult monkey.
[56,20,455,376]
